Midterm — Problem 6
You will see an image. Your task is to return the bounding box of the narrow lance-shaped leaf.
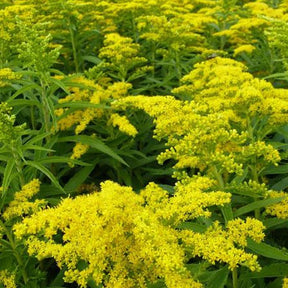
[57,135,128,166]
[247,239,288,261]
[25,160,65,193]
[234,197,285,217]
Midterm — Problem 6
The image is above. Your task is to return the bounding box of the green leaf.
[267,278,284,288]
[177,222,207,233]
[7,99,41,108]
[147,281,166,288]
[206,266,229,288]
[82,55,102,65]
[49,77,69,94]
[234,197,285,217]
[38,156,90,166]
[263,72,288,80]
[263,218,288,229]
[240,263,288,279]
[9,83,41,100]
[64,163,97,193]
[24,131,51,145]
[271,176,288,191]
[25,160,65,193]
[158,184,174,195]
[142,167,174,175]
[1,159,15,197]
[231,167,248,184]
[22,144,55,152]
[263,164,288,175]
[55,101,110,110]
[247,239,288,261]
[130,156,157,169]
[58,135,128,166]
[0,155,12,162]
[221,204,234,223]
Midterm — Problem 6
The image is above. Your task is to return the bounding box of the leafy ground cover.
[1,0,288,287]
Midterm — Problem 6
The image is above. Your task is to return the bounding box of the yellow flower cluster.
[242,141,281,166]
[3,179,45,221]
[113,96,239,177]
[96,32,151,81]
[181,218,265,271]
[99,33,146,66]
[212,1,286,55]
[115,56,285,185]
[265,191,288,219]
[56,76,132,134]
[283,277,288,288]
[109,113,138,137]
[233,44,255,56]
[173,57,288,125]
[70,142,89,160]
[2,0,288,71]
[0,68,21,87]
[14,180,207,288]
[0,270,16,288]
[141,176,231,224]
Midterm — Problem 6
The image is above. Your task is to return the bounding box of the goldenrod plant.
[2,0,288,288]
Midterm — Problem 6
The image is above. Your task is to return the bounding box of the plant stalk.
[0,220,29,284]
[232,267,238,288]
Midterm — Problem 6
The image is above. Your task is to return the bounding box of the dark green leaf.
[25,160,65,193]
[58,135,128,166]
[263,218,288,229]
[177,222,207,233]
[240,263,288,279]
[55,101,109,110]
[206,266,229,288]
[271,176,288,191]
[234,197,285,217]
[263,164,288,175]
[38,156,90,166]
[2,159,15,197]
[247,239,288,261]
[64,163,97,193]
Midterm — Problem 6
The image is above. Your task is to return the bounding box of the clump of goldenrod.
[3,179,45,220]
[13,178,266,287]
[0,270,16,288]
[181,218,265,271]
[14,180,206,288]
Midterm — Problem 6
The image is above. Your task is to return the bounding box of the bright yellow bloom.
[265,191,288,219]
[0,68,21,87]
[181,219,265,271]
[234,44,256,56]
[56,77,132,134]
[0,270,16,288]
[3,179,45,220]
[109,113,138,137]
[70,142,89,160]
[14,180,204,288]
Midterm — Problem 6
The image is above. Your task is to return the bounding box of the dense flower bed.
[1,0,288,287]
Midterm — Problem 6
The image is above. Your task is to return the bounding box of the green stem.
[212,165,224,188]
[247,116,261,219]
[175,50,181,79]
[11,146,25,187]
[40,80,51,137]
[69,25,79,73]
[232,268,238,288]
[212,166,233,223]
[251,165,261,219]
[30,106,36,130]
[0,220,29,284]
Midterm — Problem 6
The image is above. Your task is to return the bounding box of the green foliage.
[1,0,288,288]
